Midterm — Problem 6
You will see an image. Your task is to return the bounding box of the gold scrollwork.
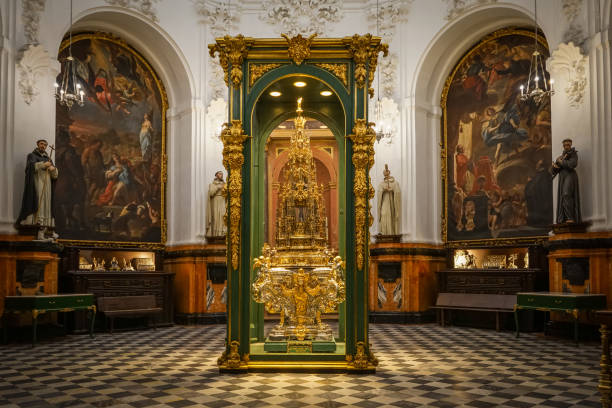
[221,120,248,270]
[209,35,251,88]
[313,63,348,87]
[348,119,376,270]
[217,340,242,369]
[349,341,378,370]
[345,34,388,97]
[281,33,317,65]
[249,63,283,87]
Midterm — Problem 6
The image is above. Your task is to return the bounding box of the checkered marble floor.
[0,324,602,408]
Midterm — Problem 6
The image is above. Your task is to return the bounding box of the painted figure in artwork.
[377,164,401,236]
[97,153,130,206]
[55,35,165,243]
[81,139,105,205]
[206,171,227,237]
[552,138,581,224]
[16,139,59,241]
[139,112,153,163]
[481,102,528,165]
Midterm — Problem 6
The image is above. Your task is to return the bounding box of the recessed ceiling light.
[269,91,281,97]
[278,125,287,129]
[293,81,306,87]
[320,125,328,129]
[320,90,332,96]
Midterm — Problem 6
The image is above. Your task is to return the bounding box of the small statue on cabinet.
[122,257,134,271]
[506,254,519,269]
[524,252,529,268]
[108,257,120,271]
[206,170,227,242]
[552,139,581,224]
[93,258,106,271]
[454,249,477,269]
[16,139,59,241]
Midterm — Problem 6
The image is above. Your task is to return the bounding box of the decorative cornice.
[17,44,50,105]
[312,63,348,87]
[21,0,46,44]
[281,33,316,66]
[104,0,160,22]
[345,34,388,97]
[209,35,252,88]
[249,63,283,87]
[547,42,587,108]
[259,0,341,37]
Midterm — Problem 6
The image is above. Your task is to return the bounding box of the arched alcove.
[54,7,197,245]
[409,4,543,244]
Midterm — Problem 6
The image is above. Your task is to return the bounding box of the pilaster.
[0,0,16,234]
[587,27,612,231]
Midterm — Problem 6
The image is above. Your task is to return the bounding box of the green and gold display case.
[209,34,387,372]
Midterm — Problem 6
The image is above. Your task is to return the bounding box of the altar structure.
[251,99,345,352]
[210,34,386,372]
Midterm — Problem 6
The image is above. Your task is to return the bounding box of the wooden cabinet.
[64,270,174,332]
[437,268,547,331]
[438,268,546,294]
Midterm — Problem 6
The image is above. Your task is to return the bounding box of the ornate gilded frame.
[440,27,550,248]
[56,32,168,250]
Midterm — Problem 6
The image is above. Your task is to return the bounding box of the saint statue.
[206,171,227,238]
[377,164,401,236]
[552,138,581,224]
[16,139,59,241]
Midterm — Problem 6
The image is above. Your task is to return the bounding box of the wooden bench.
[431,293,517,331]
[97,295,162,333]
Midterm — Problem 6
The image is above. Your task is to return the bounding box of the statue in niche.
[552,139,581,224]
[16,139,59,241]
[206,171,227,240]
[377,164,401,238]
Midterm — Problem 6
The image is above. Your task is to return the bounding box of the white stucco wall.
[1,0,610,245]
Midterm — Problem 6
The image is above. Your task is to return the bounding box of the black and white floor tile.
[0,324,602,407]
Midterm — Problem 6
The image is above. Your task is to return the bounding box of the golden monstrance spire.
[275,98,328,251]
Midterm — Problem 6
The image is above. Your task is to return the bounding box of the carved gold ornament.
[249,63,283,87]
[348,119,376,270]
[221,120,248,270]
[348,341,379,370]
[345,34,388,97]
[217,340,243,369]
[313,63,348,87]
[282,33,317,65]
[209,35,250,88]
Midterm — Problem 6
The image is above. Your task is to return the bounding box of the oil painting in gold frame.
[55,33,167,248]
[442,28,552,245]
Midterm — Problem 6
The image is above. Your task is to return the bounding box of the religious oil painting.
[443,29,552,243]
[55,33,167,246]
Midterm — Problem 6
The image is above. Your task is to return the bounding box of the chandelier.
[519,0,554,105]
[54,0,84,109]
[373,0,391,143]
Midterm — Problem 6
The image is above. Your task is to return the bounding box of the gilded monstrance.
[252,98,345,352]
